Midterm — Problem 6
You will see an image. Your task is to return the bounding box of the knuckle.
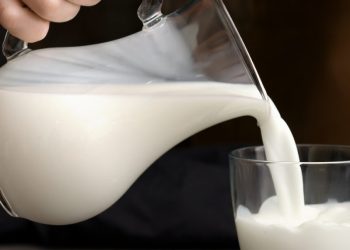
[41,0,62,13]
[0,5,20,29]
[0,2,50,42]
[31,22,50,42]
[39,0,80,22]
[10,21,49,43]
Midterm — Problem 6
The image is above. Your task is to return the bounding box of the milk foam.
[236,198,350,250]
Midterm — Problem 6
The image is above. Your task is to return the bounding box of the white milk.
[1,8,333,247]
[0,82,299,225]
[258,101,303,217]
[236,197,350,250]
[0,19,304,225]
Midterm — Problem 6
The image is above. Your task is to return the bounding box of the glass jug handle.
[137,0,164,29]
[2,32,31,61]
[1,0,160,60]
[1,1,161,60]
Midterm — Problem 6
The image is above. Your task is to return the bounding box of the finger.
[0,0,50,42]
[21,0,80,23]
[66,0,101,7]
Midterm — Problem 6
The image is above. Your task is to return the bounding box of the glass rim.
[229,144,350,165]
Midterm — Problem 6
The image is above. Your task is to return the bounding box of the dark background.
[0,0,349,249]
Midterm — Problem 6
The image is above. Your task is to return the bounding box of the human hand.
[0,0,101,43]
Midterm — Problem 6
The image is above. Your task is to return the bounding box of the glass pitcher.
[0,0,268,225]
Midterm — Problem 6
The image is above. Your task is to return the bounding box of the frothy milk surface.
[0,82,295,224]
[236,197,350,250]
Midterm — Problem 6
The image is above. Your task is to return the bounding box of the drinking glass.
[229,145,350,250]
